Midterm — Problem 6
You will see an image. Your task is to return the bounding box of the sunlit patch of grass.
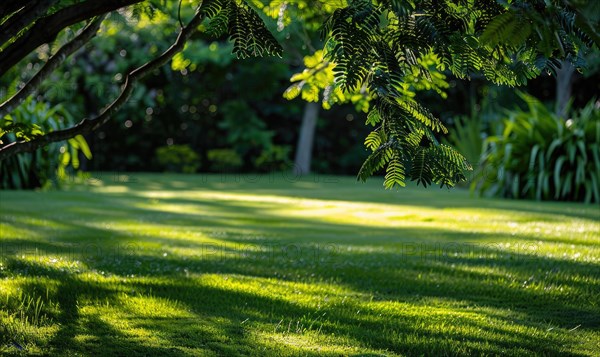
[0,173,599,355]
[0,290,60,354]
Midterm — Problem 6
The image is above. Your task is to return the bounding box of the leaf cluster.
[201,0,283,58]
[318,0,595,188]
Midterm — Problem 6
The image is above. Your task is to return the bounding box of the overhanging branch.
[0,15,105,119]
[0,1,35,22]
[0,0,143,76]
[0,0,58,47]
[0,8,205,161]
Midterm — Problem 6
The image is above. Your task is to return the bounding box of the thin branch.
[0,0,58,47]
[0,2,32,27]
[0,0,143,76]
[0,0,34,21]
[0,15,105,119]
[177,0,184,28]
[0,9,205,161]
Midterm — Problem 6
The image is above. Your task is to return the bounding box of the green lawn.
[0,173,599,356]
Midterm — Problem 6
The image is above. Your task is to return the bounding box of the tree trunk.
[555,60,575,118]
[293,102,319,176]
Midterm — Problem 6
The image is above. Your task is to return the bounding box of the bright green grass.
[0,173,599,356]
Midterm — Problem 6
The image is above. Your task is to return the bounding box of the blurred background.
[1,5,598,203]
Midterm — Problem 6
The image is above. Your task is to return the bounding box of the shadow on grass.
[6,253,592,356]
[1,174,598,355]
[2,235,597,355]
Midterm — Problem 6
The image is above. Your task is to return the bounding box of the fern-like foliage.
[200,0,282,58]
[384,152,406,188]
[318,0,594,188]
[357,142,394,182]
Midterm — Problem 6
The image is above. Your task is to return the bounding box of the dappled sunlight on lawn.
[1,174,599,355]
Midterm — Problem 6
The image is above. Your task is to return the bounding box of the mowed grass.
[0,173,599,356]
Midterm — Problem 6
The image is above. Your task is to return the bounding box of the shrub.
[444,114,485,185]
[217,100,274,155]
[254,145,292,172]
[155,144,200,173]
[0,98,91,189]
[473,93,599,203]
[207,148,242,172]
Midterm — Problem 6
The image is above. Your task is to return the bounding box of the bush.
[155,144,200,173]
[473,93,599,203]
[207,148,242,172]
[0,98,91,189]
[217,100,274,155]
[254,145,292,172]
[444,114,485,185]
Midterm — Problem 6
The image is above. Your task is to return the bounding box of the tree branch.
[0,0,143,76]
[0,0,35,21]
[0,0,58,47]
[0,15,105,119]
[0,8,205,161]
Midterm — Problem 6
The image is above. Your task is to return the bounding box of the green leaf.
[301,83,319,102]
[553,156,566,199]
[366,109,382,126]
[357,144,393,182]
[75,135,92,159]
[384,153,406,189]
[283,83,302,100]
[364,130,383,152]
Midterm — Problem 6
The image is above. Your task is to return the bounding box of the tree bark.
[293,101,319,176]
[555,60,575,119]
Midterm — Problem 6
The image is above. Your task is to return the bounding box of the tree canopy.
[0,0,598,187]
